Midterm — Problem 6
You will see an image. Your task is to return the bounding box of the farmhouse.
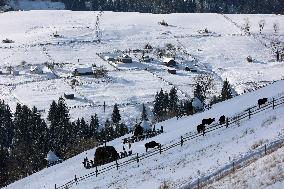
[45,150,61,167]
[117,54,132,63]
[73,66,95,76]
[64,93,75,99]
[163,58,176,67]
[30,66,43,74]
[13,70,19,76]
[104,55,115,61]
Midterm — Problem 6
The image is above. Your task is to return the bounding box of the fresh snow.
[0,11,284,189]
[4,80,284,189]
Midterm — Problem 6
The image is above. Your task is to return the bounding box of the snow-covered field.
[0,11,283,126]
[4,80,284,189]
[1,11,284,188]
[205,146,284,189]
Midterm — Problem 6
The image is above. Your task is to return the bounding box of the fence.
[180,137,284,189]
[55,95,284,189]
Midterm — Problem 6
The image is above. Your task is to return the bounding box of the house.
[45,150,62,167]
[104,55,115,61]
[141,55,152,62]
[30,66,43,74]
[12,70,19,76]
[73,66,95,76]
[163,58,176,67]
[117,54,132,63]
[185,66,197,72]
[64,93,75,99]
[168,69,176,74]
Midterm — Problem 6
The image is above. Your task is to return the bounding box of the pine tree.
[104,118,113,141]
[194,83,205,103]
[141,103,148,121]
[168,87,179,115]
[0,147,9,187]
[221,79,233,101]
[111,104,121,125]
[89,114,100,138]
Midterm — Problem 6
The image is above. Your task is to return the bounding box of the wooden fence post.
[197,178,200,189]
[273,98,275,109]
[159,144,162,154]
[55,184,57,189]
[181,136,184,146]
[75,175,78,185]
[226,117,229,128]
[95,165,98,177]
[116,160,119,170]
[103,101,106,113]
[248,108,251,119]
[265,144,267,155]
[136,153,139,163]
[232,161,235,172]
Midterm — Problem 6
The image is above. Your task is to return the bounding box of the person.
[128,142,131,149]
[123,146,125,151]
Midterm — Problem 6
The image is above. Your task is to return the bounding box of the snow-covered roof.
[141,120,151,131]
[45,150,59,162]
[163,58,175,63]
[30,66,42,72]
[74,67,94,74]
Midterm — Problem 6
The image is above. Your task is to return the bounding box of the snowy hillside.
[9,0,65,10]
[4,80,284,189]
[0,11,283,125]
[205,146,284,189]
[1,11,284,188]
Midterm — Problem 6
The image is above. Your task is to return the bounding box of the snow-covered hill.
[1,11,284,188]
[4,80,284,189]
[0,11,283,126]
[205,146,284,189]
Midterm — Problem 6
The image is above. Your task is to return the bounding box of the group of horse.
[83,98,269,169]
[197,97,268,135]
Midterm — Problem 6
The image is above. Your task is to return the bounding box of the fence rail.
[180,137,284,189]
[55,95,284,189]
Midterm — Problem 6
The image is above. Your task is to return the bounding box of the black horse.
[145,141,160,152]
[258,98,268,108]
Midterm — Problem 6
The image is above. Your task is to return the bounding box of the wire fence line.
[180,137,284,189]
[55,95,284,189]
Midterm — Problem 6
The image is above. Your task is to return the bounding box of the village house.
[73,66,95,76]
[117,54,132,63]
[30,66,44,74]
[163,58,177,67]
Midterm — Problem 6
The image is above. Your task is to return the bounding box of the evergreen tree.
[0,147,9,187]
[168,87,179,115]
[141,103,148,121]
[0,100,14,149]
[89,114,100,138]
[111,104,121,125]
[194,83,205,103]
[221,79,233,100]
[104,118,114,141]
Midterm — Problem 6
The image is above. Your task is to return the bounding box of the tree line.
[0,78,233,187]
[0,97,128,187]
[59,0,283,14]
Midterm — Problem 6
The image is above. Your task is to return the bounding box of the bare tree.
[95,11,103,42]
[258,19,265,34]
[273,22,279,34]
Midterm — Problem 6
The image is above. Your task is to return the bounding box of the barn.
[163,58,176,67]
[73,67,95,76]
[117,54,132,63]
